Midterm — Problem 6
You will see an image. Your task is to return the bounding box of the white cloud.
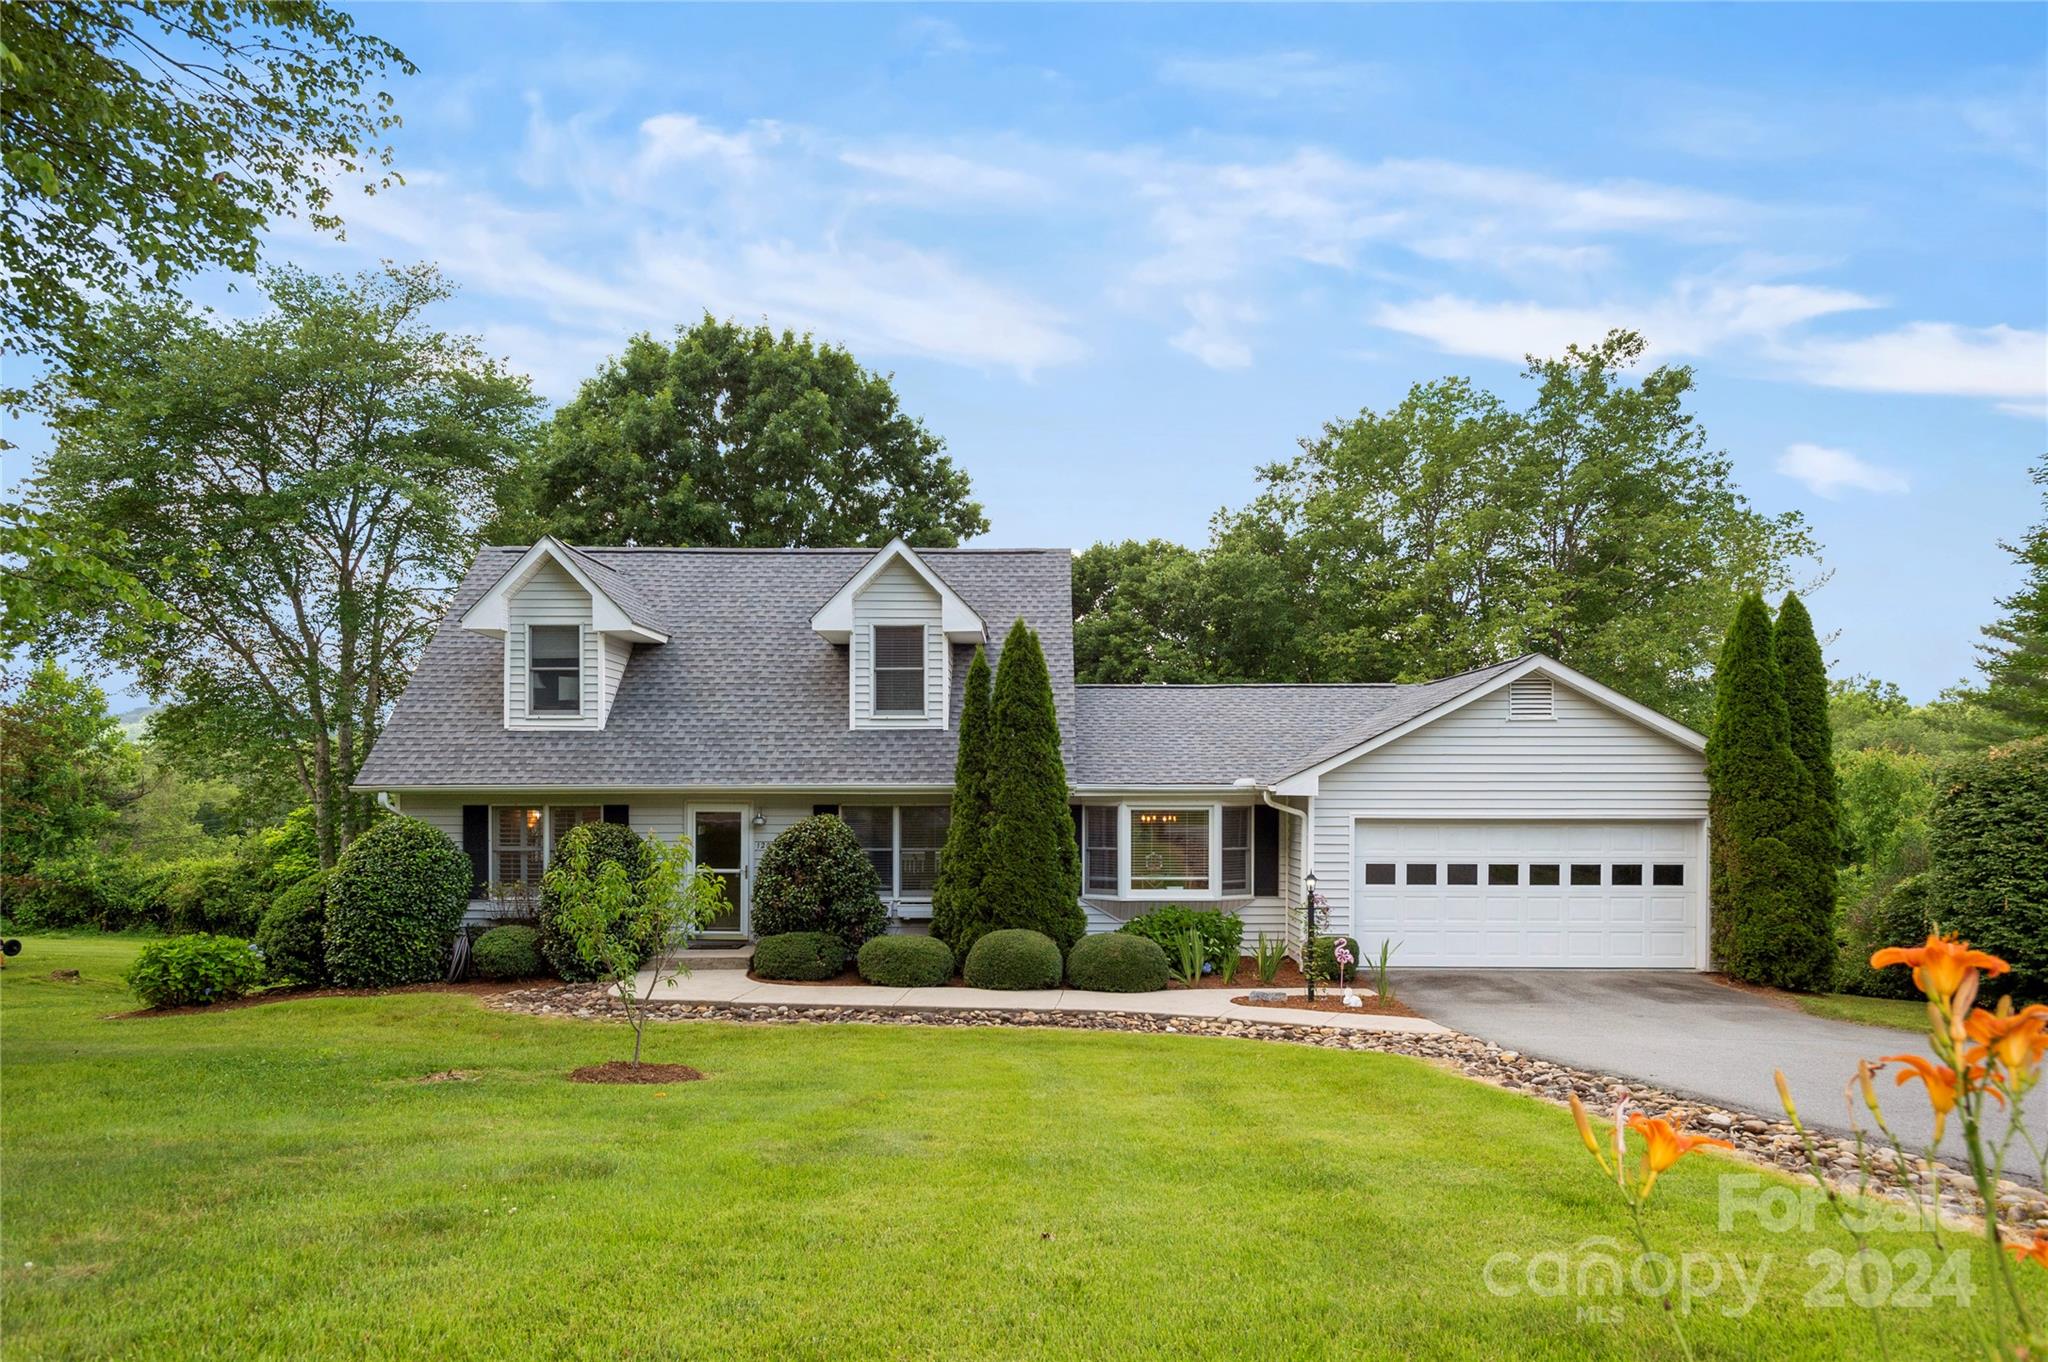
[636,113,780,170]
[1774,443,1911,499]
[838,148,1047,202]
[1157,51,1391,101]
[1786,322,2048,400]
[1168,293,1260,369]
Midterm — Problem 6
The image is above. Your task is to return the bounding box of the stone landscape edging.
[490,982,2048,1234]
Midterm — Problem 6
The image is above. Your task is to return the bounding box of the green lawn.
[3,936,2033,1360]
[1793,992,1931,1031]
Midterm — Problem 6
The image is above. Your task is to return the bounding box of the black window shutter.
[602,804,630,826]
[1253,805,1280,897]
[813,803,839,817]
[461,805,490,898]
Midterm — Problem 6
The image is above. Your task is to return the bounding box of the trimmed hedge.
[539,822,657,982]
[1066,932,1169,992]
[1120,906,1244,975]
[324,816,471,988]
[754,931,848,981]
[857,934,955,988]
[751,816,887,953]
[963,928,1061,991]
[254,871,332,986]
[473,925,546,980]
[1931,737,2048,998]
[1837,875,1932,1000]
[124,934,267,1009]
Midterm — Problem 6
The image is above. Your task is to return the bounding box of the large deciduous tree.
[0,660,139,888]
[0,0,410,384]
[979,620,1084,949]
[930,645,994,960]
[494,317,989,548]
[1706,595,1830,990]
[31,263,540,866]
[1075,332,1815,729]
[1978,457,2048,731]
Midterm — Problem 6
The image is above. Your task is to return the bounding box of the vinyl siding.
[850,558,945,729]
[599,634,634,724]
[1307,680,1707,937]
[505,560,598,730]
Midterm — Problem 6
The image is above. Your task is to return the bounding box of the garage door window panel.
[1571,864,1602,886]
[1653,864,1685,886]
[1488,864,1520,886]
[1405,863,1438,886]
[1611,864,1645,886]
[1530,864,1561,886]
[1364,862,1396,886]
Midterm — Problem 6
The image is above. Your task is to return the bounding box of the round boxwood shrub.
[963,928,1061,991]
[753,931,847,981]
[472,924,546,980]
[324,816,472,988]
[254,870,332,986]
[1066,932,1169,993]
[857,934,955,988]
[751,815,887,953]
[1312,935,1363,983]
[124,933,267,1008]
[538,822,657,982]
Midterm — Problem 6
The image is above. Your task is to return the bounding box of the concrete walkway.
[628,964,1449,1035]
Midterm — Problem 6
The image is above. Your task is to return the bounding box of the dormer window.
[529,625,582,713]
[873,626,926,715]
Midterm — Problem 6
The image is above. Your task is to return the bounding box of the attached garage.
[1352,820,1704,968]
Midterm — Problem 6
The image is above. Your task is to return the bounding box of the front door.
[689,805,749,937]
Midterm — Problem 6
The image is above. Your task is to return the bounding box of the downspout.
[1235,779,1309,944]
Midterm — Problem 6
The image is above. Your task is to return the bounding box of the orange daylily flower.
[1626,1114,1734,1197]
[1964,1000,2048,1081]
[1883,1054,1962,1142]
[2008,1236,2048,1269]
[1870,933,2010,1005]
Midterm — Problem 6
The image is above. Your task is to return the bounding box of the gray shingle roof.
[356,546,1075,789]
[1069,657,1527,787]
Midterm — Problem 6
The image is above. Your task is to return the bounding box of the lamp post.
[1302,869,1319,1004]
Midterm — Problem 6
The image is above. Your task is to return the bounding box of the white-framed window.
[528,624,582,713]
[1130,807,1211,894]
[872,625,926,714]
[1220,806,1250,895]
[1084,806,1118,895]
[493,805,605,890]
[839,804,951,900]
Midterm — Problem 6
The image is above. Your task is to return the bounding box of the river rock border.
[492,983,2048,1234]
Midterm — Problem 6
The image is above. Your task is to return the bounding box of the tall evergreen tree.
[1706,595,1829,989]
[930,646,994,959]
[980,620,1085,949]
[1978,457,2048,730]
[1773,593,1839,984]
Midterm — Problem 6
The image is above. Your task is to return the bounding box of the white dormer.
[811,540,984,731]
[460,538,668,731]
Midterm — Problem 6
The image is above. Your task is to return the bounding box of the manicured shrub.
[753,931,847,981]
[963,928,1061,991]
[539,822,657,982]
[124,933,266,1008]
[1313,935,1363,983]
[324,815,471,987]
[254,871,332,985]
[1066,932,1169,992]
[857,934,955,987]
[472,924,546,980]
[1120,906,1244,975]
[979,621,1086,949]
[751,815,887,953]
[1836,876,1932,1000]
[1930,737,2048,999]
[930,646,994,960]
[1774,593,1839,982]
[155,854,264,936]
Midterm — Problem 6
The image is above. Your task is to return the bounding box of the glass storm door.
[690,806,748,937]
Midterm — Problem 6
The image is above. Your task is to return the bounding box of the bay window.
[1083,806,1118,894]
[1220,807,1250,895]
[1130,808,1210,893]
[1079,803,1266,900]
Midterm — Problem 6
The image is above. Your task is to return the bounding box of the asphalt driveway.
[1391,969,2045,1173]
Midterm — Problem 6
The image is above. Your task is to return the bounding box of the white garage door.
[1352,821,1702,969]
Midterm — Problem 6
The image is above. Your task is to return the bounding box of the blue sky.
[10,3,2045,704]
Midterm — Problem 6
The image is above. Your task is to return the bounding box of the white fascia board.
[459,538,669,644]
[809,538,985,643]
[1271,654,1706,796]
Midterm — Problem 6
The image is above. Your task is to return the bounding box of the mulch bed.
[1230,992,1421,1018]
[569,1061,705,1085]
[1181,956,1311,989]
[110,977,532,1020]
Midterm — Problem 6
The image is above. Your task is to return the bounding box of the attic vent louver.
[1508,676,1555,721]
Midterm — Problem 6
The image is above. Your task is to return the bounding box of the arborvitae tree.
[1706,595,1829,989]
[1774,592,1839,979]
[980,620,1085,949]
[930,646,994,959]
